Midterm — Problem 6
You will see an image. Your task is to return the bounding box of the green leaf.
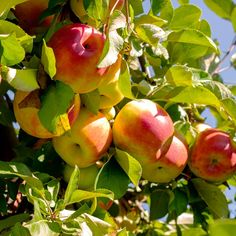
[38,81,74,133]
[128,0,144,16]
[9,222,31,236]
[169,188,188,217]
[118,60,134,99]
[134,14,167,28]
[192,178,229,218]
[81,89,100,114]
[169,86,221,108]
[136,23,165,45]
[165,65,193,86]
[209,219,236,236]
[47,179,60,207]
[0,161,44,191]
[115,148,142,187]
[203,0,234,19]
[168,29,218,53]
[150,189,171,220]
[0,0,27,19]
[0,97,15,126]
[0,213,30,232]
[1,67,39,92]
[96,158,130,199]
[64,166,80,206]
[98,31,123,68]
[231,7,236,32]
[221,98,236,122]
[169,4,202,30]
[198,19,211,37]
[68,189,114,205]
[0,20,33,53]
[178,0,189,4]
[81,213,111,236]
[0,33,25,66]
[41,40,56,78]
[151,0,174,23]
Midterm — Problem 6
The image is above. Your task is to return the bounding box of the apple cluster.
[12,0,236,190]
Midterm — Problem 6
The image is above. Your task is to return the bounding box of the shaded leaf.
[192,178,229,218]
[150,189,171,220]
[96,158,130,199]
[81,89,100,114]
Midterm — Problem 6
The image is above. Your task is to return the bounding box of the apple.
[63,164,100,190]
[47,23,121,94]
[141,134,189,183]
[113,99,175,170]
[188,128,236,182]
[13,90,80,139]
[13,0,53,35]
[52,107,112,168]
[98,60,123,109]
[100,107,116,121]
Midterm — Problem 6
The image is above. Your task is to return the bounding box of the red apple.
[141,134,188,183]
[13,90,81,139]
[47,23,121,94]
[188,128,236,182]
[113,99,175,173]
[13,0,53,35]
[52,107,112,168]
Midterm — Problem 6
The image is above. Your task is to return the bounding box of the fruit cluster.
[12,0,236,191]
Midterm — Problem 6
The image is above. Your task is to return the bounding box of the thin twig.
[212,34,236,75]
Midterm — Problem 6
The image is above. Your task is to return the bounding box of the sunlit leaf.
[115,148,142,187]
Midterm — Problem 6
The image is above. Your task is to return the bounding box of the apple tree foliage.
[0,0,236,235]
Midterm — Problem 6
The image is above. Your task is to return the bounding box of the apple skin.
[47,23,121,94]
[52,107,112,168]
[100,107,116,121]
[98,58,123,109]
[141,134,189,183]
[113,99,174,169]
[13,0,53,35]
[13,90,80,139]
[63,164,100,190]
[188,128,236,182]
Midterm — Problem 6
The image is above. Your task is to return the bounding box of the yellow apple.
[52,107,112,168]
[63,164,100,190]
[13,90,81,139]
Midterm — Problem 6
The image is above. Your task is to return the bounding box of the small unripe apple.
[13,90,80,139]
[113,99,174,170]
[53,107,112,168]
[47,23,121,94]
[142,134,189,183]
[63,164,100,190]
[13,0,53,35]
[188,128,236,182]
[100,107,116,121]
